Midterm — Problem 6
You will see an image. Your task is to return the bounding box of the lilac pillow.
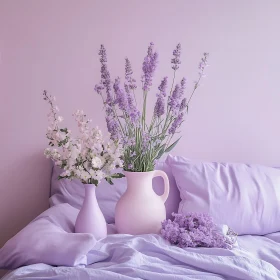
[50,161,180,223]
[166,155,280,235]
[0,204,96,269]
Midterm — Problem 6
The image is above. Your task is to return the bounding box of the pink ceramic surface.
[75,184,107,240]
[115,170,170,235]
[50,161,180,223]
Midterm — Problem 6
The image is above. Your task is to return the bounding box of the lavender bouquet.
[95,43,209,172]
[161,213,238,249]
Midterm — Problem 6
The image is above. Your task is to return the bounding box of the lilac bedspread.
[3,205,280,280]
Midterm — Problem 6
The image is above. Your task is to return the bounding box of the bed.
[1,156,280,280]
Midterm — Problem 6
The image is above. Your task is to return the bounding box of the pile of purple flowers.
[161,213,237,249]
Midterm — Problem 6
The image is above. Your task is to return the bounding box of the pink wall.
[1,0,280,246]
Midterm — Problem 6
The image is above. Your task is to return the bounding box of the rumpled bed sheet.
[2,204,280,280]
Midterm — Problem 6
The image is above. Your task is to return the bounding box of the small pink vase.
[75,184,107,240]
[115,170,170,235]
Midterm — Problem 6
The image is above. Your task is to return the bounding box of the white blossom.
[91,156,103,169]
[57,116,64,122]
[43,91,124,186]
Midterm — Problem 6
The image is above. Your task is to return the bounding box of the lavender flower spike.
[168,84,181,116]
[113,77,129,113]
[127,93,141,124]
[179,77,187,97]
[158,77,168,97]
[154,94,165,118]
[180,98,187,111]
[125,58,137,93]
[125,58,133,77]
[94,84,104,95]
[97,45,114,107]
[154,77,168,117]
[106,116,119,141]
[123,58,140,123]
[142,42,158,92]
[115,75,140,124]
[198,52,209,78]
[171,43,181,70]
[168,112,184,134]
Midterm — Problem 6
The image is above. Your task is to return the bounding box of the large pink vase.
[115,170,170,234]
[75,184,107,240]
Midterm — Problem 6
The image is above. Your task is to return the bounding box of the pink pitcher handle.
[153,170,170,203]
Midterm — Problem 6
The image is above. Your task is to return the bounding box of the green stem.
[142,91,148,128]
[165,134,174,150]
[149,116,156,132]
[187,77,201,106]
[187,64,207,106]
[169,70,176,97]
